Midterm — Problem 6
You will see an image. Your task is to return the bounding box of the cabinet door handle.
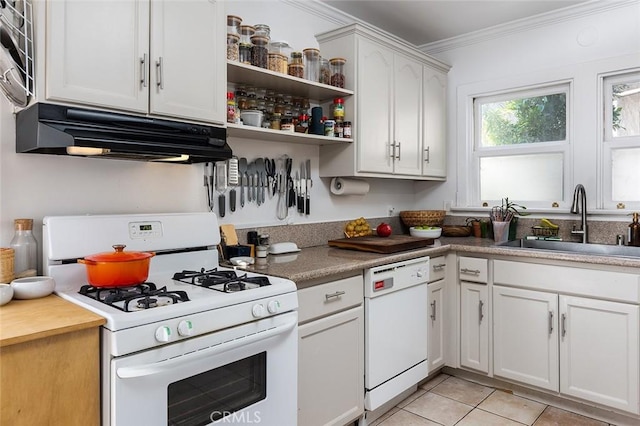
[140,54,148,88]
[548,311,554,335]
[430,300,437,320]
[156,57,164,89]
[479,300,484,323]
[389,142,396,159]
[561,313,567,338]
[432,263,446,271]
[424,146,430,163]
[396,142,401,160]
[325,291,345,300]
[461,268,481,275]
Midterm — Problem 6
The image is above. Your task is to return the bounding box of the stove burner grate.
[173,268,271,293]
[79,283,190,312]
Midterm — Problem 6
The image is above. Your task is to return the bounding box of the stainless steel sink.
[498,239,640,258]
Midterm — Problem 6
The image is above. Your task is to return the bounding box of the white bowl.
[0,283,13,306]
[410,226,442,238]
[240,110,264,127]
[11,276,56,299]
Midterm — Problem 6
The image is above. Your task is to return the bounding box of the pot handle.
[77,258,96,265]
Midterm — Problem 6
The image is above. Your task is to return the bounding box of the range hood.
[16,103,232,164]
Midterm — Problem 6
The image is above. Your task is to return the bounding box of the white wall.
[415,0,640,216]
[0,0,419,248]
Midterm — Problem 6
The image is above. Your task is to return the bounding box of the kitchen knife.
[239,157,247,208]
[296,170,302,212]
[305,159,311,215]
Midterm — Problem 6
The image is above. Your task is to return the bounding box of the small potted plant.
[490,197,529,241]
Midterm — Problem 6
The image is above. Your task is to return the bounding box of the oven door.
[108,311,298,426]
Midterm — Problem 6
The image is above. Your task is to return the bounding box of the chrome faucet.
[570,184,588,243]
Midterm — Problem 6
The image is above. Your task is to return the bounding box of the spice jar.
[270,113,282,130]
[238,25,255,64]
[343,121,352,138]
[290,51,303,65]
[329,57,346,88]
[10,219,37,279]
[253,24,270,38]
[227,15,242,35]
[226,92,237,123]
[296,114,309,133]
[334,120,344,138]
[250,35,269,68]
[319,57,331,85]
[303,48,320,82]
[226,33,240,61]
[281,117,294,132]
[332,97,345,122]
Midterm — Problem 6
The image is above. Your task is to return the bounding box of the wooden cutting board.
[328,234,434,254]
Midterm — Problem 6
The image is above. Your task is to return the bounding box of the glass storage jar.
[253,24,270,38]
[332,97,345,122]
[250,35,269,69]
[227,15,242,35]
[270,113,282,130]
[329,57,346,88]
[290,51,303,66]
[226,33,240,61]
[319,57,331,85]
[268,53,287,74]
[303,48,320,82]
[288,63,304,79]
[10,219,37,278]
[238,25,255,64]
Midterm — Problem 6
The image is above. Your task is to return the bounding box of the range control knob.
[416,270,425,279]
[267,300,281,314]
[177,320,194,337]
[154,325,172,342]
[252,303,265,318]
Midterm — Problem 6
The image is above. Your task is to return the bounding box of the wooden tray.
[328,234,434,254]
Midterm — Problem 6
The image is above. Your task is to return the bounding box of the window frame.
[469,81,573,209]
[600,69,640,211]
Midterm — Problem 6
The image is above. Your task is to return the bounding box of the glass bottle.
[10,218,37,278]
[226,92,237,123]
[332,97,345,122]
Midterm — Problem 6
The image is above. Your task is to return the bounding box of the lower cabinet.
[460,282,489,374]
[298,275,364,426]
[493,260,640,415]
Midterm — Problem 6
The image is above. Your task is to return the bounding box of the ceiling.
[321,0,590,46]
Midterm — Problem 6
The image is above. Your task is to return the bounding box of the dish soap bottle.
[629,213,640,247]
[10,218,38,278]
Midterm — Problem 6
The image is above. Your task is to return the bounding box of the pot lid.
[84,245,154,262]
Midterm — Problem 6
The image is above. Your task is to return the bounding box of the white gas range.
[43,212,298,426]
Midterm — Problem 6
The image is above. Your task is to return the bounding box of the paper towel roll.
[330,177,370,196]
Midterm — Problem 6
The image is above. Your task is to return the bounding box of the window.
[471,83,570,207]
[602,71,640,209]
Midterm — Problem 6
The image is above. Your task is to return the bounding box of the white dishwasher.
[364,256,430,412]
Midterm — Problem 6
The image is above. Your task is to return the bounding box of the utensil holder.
[492,220,511,243]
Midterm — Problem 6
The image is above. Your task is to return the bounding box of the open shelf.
[227,61,353,102]
[227,123,353,146]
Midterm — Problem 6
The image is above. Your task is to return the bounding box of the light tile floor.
[371,374,615,426]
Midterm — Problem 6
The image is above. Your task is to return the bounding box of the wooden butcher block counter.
[0,295,105,426]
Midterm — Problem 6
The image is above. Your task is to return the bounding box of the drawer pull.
[432,263,446,271]
[430,300,437,320]
[461,268,481,275]
[325,291,346,300]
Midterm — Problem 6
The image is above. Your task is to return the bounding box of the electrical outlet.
[387,205,395,216]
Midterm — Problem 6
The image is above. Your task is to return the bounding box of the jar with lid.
[10,219,37,278]
[319,57,331,85]
[343,121,352,138]
[334,121,344,138]
[290,51,303,66]
[329,57,346,88]
[280,117,294,132]
[253,24,270,39]
[246,85,257,98]
[226,92,237,123]
[250,35,269,69]
[226,33,240,61]
[238,25,255,64]
[324,119,336,137]
[288,63,304,79]
[332,97,345,122]
[227,15,242,35]
[268,53,287,74]
[270,113,282,130]
[296,114,309,133]
[303,48,320,82]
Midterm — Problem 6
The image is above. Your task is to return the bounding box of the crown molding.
[421,0,639,55]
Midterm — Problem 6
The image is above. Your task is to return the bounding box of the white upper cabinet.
[45,0,225,125]
[317,24,450,180]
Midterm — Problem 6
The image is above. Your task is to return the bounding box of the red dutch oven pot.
[78,244,155,287]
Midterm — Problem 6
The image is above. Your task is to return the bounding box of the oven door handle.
[116,317,297,379]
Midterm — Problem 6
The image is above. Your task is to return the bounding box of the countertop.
[236,237,640,288]
[0,294,106,347]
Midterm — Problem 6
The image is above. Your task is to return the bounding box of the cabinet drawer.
[298,275,363,323]
[429,256,446,283]
[459,257,488,283]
